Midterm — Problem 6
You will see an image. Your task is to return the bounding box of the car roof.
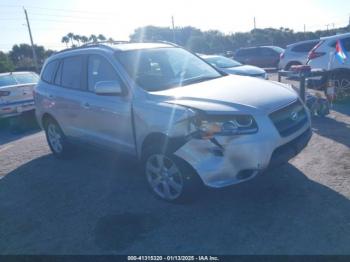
[287,39,319,48]
[200,54,222,59]
[111,42,173,51]
[238,45,281,50]
[46,42,176,63]
[321,32,350,41]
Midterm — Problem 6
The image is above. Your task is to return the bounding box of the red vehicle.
[234,46,285,68]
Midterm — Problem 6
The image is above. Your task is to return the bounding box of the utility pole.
[171,16,176,43]
[253,17,256,29]
[303,24,306,33]
[23,7,39,73]
[325,23,330,32]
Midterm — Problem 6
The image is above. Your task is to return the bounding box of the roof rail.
[138,40,181,47]
[54,39,180,55]
[80,40,130,47]
[54,40,131,55]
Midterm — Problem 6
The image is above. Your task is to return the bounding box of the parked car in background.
[200,54,268,79]
[307,33,350,100]
[0,72,39,119]
[279,39,319,70]
[35,42,311,202]
[234,46,284,68]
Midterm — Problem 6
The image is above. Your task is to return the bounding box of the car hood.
[221,65,266,76]
[150,75,298,113]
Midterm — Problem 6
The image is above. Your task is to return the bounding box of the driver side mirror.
[94,81,123,96]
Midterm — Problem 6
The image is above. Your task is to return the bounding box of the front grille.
[269,100,308,137]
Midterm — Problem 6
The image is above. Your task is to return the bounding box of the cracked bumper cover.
[174,120,312,188]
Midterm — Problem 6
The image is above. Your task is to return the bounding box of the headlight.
[193,115,258,139]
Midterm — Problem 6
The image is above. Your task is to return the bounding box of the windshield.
[116,47,223,91]
[205,56,242,68]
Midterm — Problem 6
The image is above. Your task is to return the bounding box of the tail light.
[307,41,325,61]
[0,91,10,96]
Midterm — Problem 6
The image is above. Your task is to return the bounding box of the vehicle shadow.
[311,115,350,148]
[331,102,350,117]
[0,150,349,254]
[0,111,40,146]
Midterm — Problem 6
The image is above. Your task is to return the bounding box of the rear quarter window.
[42,60,59,83]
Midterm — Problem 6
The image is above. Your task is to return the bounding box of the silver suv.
[35,42,312,202]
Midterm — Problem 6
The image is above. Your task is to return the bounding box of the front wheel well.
[41,113,57,128]
[141,133,187,159]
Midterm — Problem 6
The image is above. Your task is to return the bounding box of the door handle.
[48,94,54,99]
[82,102,90,109]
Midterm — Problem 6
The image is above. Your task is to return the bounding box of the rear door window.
[61,56,84,90]
[42,60,59,83]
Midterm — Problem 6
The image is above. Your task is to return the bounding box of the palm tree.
[80,35,89,44]
[61,36,69,48]
[67,32,74,47]
[73,34,81,46]
[89,34,97,43]
[97,34,106,41]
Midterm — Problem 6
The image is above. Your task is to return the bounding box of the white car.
[279,39,319,70]
[307,33,350,99]
[201,55,268,79]
[0,72,39,119]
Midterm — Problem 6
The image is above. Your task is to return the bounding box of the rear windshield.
[13,73,39,84]
[270,46,285,53]
[0,73,39,87]
[0,75,17,87]
[291,41,319,52]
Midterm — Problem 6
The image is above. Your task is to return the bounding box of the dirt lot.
[0,74,349,254]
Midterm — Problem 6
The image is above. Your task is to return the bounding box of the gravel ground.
[0,75,349,254]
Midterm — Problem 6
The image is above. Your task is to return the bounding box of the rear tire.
[44,118,70,159]
[143,145,202,203]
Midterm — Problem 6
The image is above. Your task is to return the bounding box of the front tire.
[143,147,201,203]
[44,118,69,158]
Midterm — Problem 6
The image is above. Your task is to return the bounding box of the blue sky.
[0,0,349,51]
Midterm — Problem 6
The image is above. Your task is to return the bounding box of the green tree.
[0,52,14,73]
[61,36,69,48]
[97,34,106,41]
[67,32,75,47]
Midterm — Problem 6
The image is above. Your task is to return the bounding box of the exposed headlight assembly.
[192,115,258,139]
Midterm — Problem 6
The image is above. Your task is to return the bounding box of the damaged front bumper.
[174,118,312,188]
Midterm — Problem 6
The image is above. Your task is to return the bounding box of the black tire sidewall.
[143,145,201,203]
[44,119,68,159]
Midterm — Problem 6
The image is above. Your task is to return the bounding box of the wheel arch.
[285,61,302,70]
[140,132,187,160]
